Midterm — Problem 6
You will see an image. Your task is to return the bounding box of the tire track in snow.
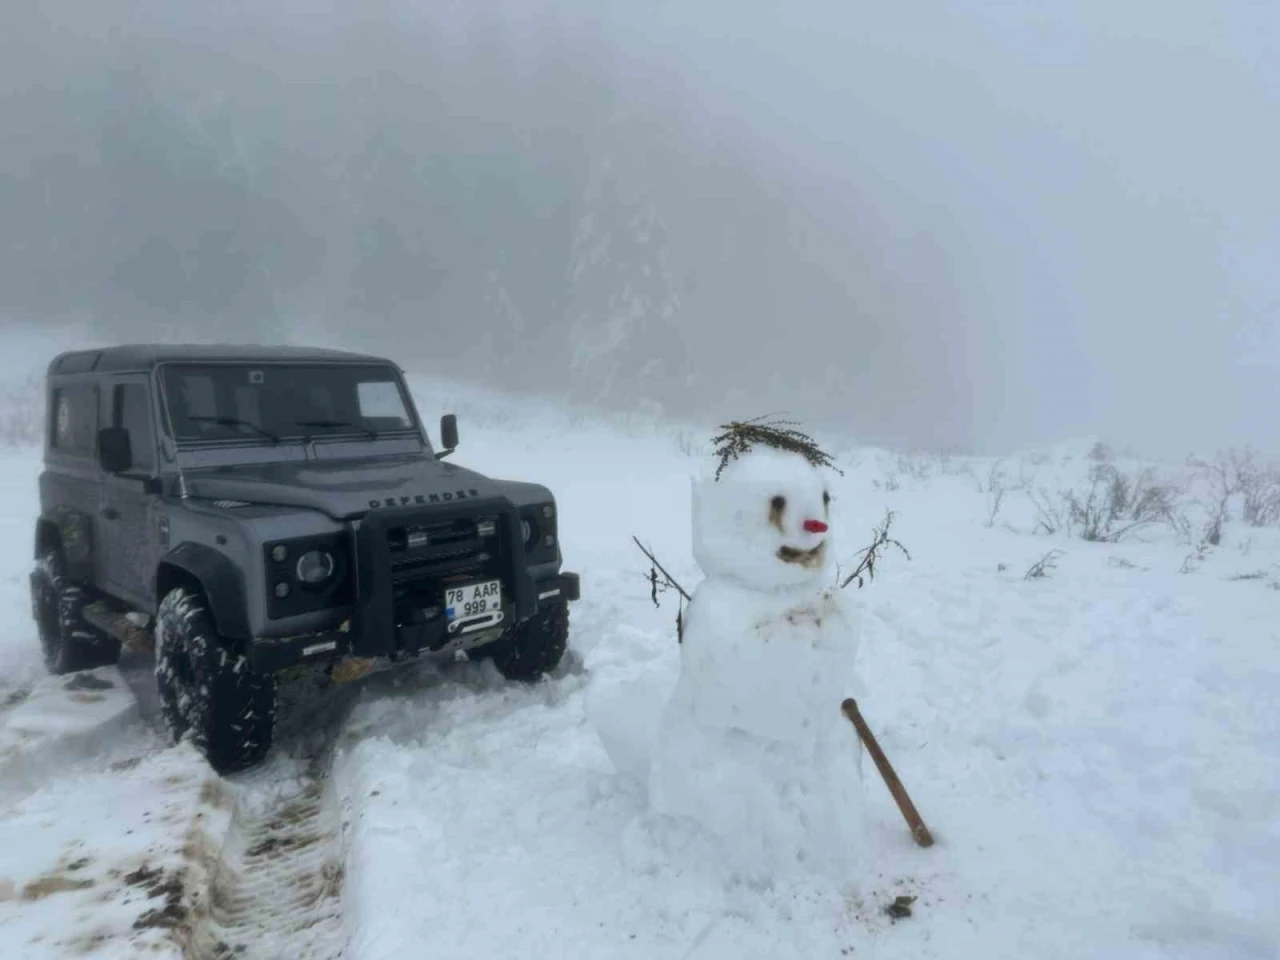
[181,674,354,960]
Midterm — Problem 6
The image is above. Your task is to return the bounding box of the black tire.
[155,587,276,774]
[30,550,121,674]
[474,599,569,682]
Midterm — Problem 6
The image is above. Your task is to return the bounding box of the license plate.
[445,580,502,621]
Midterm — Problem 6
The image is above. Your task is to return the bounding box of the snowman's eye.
[768,495,787,531]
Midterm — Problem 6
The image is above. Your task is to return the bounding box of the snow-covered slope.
[0,388,1276,959]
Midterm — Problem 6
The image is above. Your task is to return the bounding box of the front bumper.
[248,569,579,674]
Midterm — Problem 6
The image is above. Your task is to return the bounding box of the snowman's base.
[649,719,869,888]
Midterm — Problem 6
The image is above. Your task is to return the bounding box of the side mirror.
[98,427,133,474]
[436,414,459,460]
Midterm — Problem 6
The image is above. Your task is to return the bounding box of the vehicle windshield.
[159,363,417,444]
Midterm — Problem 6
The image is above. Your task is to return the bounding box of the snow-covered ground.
[0,378,1276,959]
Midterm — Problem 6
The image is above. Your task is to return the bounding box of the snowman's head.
[692,446,835,592]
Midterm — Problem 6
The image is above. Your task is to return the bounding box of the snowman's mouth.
[777,541,826,568]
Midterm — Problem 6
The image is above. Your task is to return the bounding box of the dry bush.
[1031,463,1184,543]
[1024,549,1063,580]
[980,459,1034,529]
[837,509,910,589]
[896,454,931,482]
[1239,460,1280,528]
[1087,440,1114,462]
[1190,447,1280,533]
[1029,487,1068,535]
[981,461,1007,528]
[1066,463,1183,542]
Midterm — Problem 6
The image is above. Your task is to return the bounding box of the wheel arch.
[35,517,60,559]
[35,509,94,580]
[155,542,252,643]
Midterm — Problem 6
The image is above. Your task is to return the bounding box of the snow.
[0,381,1276,958]
[0,668,141,805]
[0,737,230,959]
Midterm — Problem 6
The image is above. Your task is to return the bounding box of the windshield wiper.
[186,415,281,443]
[290,418,379,440]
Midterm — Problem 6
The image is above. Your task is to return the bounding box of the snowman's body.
[647,447,868,885]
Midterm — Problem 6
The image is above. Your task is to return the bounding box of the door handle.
[100,506,119,520]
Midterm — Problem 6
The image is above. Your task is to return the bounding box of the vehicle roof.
[47,343,395,377]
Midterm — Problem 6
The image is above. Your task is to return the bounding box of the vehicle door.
[46,379,104,578]
[98,378,163,609]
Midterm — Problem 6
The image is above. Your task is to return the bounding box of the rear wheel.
[30,549,120,674]
[474,599,569,681]
[155,587,276,774]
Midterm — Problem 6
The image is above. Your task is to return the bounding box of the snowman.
[645,426,868,887]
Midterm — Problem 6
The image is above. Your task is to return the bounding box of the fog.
[2,1,1276,457]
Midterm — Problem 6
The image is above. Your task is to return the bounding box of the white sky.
[604,0,1280,457]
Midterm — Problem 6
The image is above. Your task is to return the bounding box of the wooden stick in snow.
[842,698,934,848]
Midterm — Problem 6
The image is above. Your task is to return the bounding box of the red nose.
[803,519,828,534]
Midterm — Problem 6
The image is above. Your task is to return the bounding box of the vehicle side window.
[50,383,97,457]
[112,384,154,472]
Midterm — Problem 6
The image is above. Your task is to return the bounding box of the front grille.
[388,516,490,552]
[382,514,502,605]
[390,543,491,581]
[352,497,535,658]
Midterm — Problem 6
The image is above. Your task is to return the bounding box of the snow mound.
[0,741,230,959]
[0,667,142,805]
[584,624,678,787]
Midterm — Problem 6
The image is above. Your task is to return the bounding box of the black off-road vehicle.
[30,345,579,772]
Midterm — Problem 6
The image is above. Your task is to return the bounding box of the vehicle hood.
[183,456,525,520]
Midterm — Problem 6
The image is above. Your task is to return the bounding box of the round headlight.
[521,519,533,543]
[296,550,336,585]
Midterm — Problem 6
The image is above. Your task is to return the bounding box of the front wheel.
[155,587,276,774]
[473,599,569,682]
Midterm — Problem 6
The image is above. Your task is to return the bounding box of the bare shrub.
[1063,463,1183,542]
[1190,448,1246,544]
[894,453,934,485]
[1180,529,1215,574]
[1030,464,1184,542]
[875,470,901,492]
[837,509,911,589]
[1024,549,1063,580]
[1028,487,1067,535]
[1228,570,1270,581]
[1190,447,1280,531]
[1087,440,1114,462]
[1240,463,1280,528]
[981,461,1007,528]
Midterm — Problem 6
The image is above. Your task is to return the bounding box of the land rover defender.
[30,345,579,772]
